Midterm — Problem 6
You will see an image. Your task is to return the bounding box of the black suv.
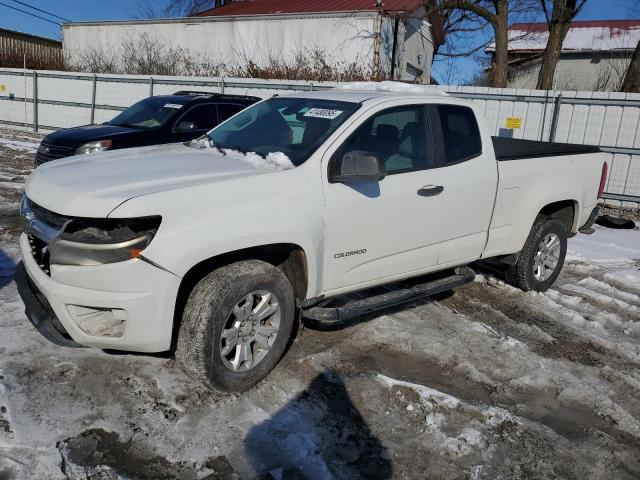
[35,91,261,166]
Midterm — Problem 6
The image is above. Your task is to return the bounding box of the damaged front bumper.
[17,233,182,352]
[14,261,83,348]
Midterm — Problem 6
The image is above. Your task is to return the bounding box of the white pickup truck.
[16,87,607,391]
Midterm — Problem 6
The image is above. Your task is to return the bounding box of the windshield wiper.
[207,139,227,156]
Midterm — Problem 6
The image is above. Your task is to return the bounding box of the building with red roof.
[62,0,444,83]
[487,20,640,91]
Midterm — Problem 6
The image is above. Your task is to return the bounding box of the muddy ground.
[1,128,640,479]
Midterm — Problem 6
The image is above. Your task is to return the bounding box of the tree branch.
[438,0,499,26]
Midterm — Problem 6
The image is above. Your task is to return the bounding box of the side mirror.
[330,151,386,183]
[175,121,197,132]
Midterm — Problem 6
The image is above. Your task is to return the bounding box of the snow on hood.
[336,81,449,96]
[25,143,283,218]
[189,138,295,170]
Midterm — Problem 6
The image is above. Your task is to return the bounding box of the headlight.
[49,216,161,266]
[74,139,112,155]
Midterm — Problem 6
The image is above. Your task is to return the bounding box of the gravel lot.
[1,128,640,480]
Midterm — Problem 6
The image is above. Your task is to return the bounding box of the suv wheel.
[506,217,568,292]
[176,260,295,392]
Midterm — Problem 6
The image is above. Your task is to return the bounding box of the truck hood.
[25,143,270,217]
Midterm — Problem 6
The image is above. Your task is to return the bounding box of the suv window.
[336,106,429,175]
[217,103,246,123]
[435,105,482,165]
[178,104,219,131]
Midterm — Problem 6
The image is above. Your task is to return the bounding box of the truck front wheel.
[176,260,295,392]
[506,217,568,292]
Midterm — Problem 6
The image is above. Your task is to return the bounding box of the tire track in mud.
[293,262,640,472]
[434,271,640,445]
[442,281,609,367]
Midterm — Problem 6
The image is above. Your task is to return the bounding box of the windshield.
[208,97,360,166]
[109,97,187,130]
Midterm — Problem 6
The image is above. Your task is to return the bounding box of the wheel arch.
[538,199,579,233]
[170,243,308,351]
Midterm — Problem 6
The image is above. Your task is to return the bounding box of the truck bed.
[492,136,601,161]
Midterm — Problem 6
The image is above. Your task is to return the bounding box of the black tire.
[176,260,295,392]
[506,217,567,292]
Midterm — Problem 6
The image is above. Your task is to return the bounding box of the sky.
[432,0,640,84]
[0,0,638,85]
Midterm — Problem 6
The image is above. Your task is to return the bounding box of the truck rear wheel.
[506,217,567,292]
[176,260,295,392]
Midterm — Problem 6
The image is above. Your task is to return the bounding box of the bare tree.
[436,1,509,87]
[433,1,538,87]
[621,40,640,93]
[620,1,640,93]
[164,0,226,17]
[128,0,230,19]
[535,0,588,90]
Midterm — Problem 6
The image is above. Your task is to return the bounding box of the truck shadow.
[0,249,16,290]
[245,370,392,480]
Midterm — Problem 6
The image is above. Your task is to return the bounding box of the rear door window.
[217,103,246,122]
[177,104,219,131]
[432,105,482,165]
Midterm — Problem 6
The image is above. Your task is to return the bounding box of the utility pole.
[373,0,383,79]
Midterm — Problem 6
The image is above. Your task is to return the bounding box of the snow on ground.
[568,226,640,266]
[0,139,38,154]
[1,127,640,479]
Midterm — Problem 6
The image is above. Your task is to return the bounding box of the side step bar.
[302,266,476,325]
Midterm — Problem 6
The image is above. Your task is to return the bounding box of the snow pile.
[377,374,460,409]
[0,138,39,153]
[567,226,640,265]
[225,149,295,171]
[605,270,640,294]
[336,81,448,96]
[376,374,518,459]
[189,138,295,170]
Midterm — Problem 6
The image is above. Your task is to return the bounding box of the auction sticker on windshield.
[164,103,184,109]
[304,108,343,120]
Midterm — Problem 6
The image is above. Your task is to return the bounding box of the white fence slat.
[0,67,639,203]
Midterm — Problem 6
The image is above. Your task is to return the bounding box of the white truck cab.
[17,87,606,391]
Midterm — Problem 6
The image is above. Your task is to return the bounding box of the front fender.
[109,165,326,297]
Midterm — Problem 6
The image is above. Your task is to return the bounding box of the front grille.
[28,234,51,276]
[30,201,69,229]
[35,141,75,166]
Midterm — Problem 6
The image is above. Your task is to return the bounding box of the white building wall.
[62,14,435,83]
[63,15,379,71]
[403,18,434,82]
[509,52,632,91]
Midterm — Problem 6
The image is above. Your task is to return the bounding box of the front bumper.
[18,233,181,352]
[14,262,83,348]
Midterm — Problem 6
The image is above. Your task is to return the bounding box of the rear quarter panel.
[483,152,605,258]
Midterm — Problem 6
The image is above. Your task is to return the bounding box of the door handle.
[417,185,444,197]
